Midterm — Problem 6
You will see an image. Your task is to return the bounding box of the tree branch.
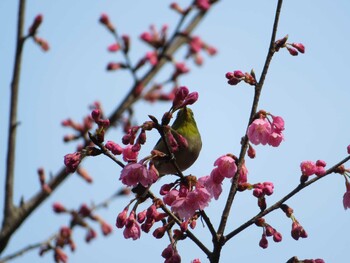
[212,0,284,262]
[225,155,350,242]
[1,0,27,253]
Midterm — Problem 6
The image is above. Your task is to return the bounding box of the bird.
[153,107,202,176]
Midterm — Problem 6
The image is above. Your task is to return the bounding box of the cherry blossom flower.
[123,212,141,240]
[122,145,139,162]
[120,162,157,187]
[300,161,317,176]
[214,155,237,179]
[247,118,272,145]
[198,175,222,200]
[170,183,211,220]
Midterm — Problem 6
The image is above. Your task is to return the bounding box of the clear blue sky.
[1,0,350,262]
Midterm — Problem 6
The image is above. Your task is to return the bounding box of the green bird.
[153,107,202,175]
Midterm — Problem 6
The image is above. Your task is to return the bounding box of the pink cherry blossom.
[300,161,317,176]
[210,167,225,184]
[268,130,284,147]
[163,189,179,206]
[171,184,211,220]
[247,118,272,145]
[198,175,222,200]
[122,145,139,162]
[271,115,285,131]
[214,155,237,179]
[123,212,141,240]
[119,163,157,187]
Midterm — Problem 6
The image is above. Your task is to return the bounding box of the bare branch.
[1,0,27,253]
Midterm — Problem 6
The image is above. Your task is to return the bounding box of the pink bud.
[225,72,234,79]
[292,43,305,53]
[99,13,109,25]
[233,70,245,78]
[265,225,275,236]
[259,234,268,249]
[153,226,167,239]
[108,43,120,52]
[273,232,282,242]
[227,77,240,85]
[247,144,256,159]
[116,208,128,228]
[183,92,199,106]
[160,183,174,195]
[53,202,66,213]
[78,204,92,217]
[287,46,298,56]
[101,221,113,235]
[137,210,147,223]
[29,14,43,35]
[85,228,97,242]
[316,160,326,167]
[91,109,101,122]
[105,141,123,155]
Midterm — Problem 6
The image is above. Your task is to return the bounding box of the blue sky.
[1,0,350,262]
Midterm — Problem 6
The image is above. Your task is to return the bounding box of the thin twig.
[0,235,56,263]
[211,1,284,262]
[1,0,26,254]
[217,0,283,238]
[225,155,350,242]
[0,191,122,262]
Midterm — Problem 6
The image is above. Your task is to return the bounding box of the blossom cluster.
[247,111,285,147]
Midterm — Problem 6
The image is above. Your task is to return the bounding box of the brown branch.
[225,155,350,242]
[212,0,284,262]
[1,0,27,253]
[0,3,216,254]
[0,236,54,263]
[0,190,122,262]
